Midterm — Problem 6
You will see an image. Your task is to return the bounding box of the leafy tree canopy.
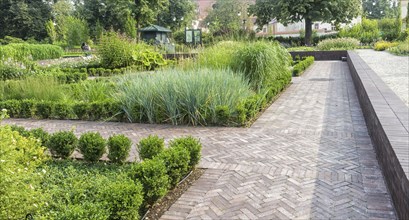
[363,0,400,19]
[250,0,362,45]
[157,0,196,30]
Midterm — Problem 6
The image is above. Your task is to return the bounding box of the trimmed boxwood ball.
[30,127,50,146]
[137,135,165,160]
[169,136,202,169]
[108,134,132,163]
[47,130,78,159]
[130,158,170,205]
[156,146,190,188]
[78,132,106,162]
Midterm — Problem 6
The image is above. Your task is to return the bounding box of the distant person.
[81,42,91,56]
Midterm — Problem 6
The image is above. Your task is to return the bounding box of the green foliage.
[45,20,57,43]
[250,0,361,45]
[124,15,137,39]
[47,130,78,159]
[374,41,399,51]
[339,18,380,44]
[65,16,89,48]
[138,135,165,160]
[0,75,65,101]
[108,134,132,163]
[378,18,402,41]
[293,56,315,76]
[157,0,196,30]
[287,46,316,52]
[169,136,202,169]
[99,31,134,68]
[78,132,106,162]
[130,159,170,205]
[0,126,48,219]
[132,45,167,71]
[317,38,360,50]
[156,146,190,187]
[114,68,253,125]
[194,41,241,70]
[388,40,409,56]
[0,43,63,61]
[363,0,400,19]
[41,161,143,219]
[231,41,292,91]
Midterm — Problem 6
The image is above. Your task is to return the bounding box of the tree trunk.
[305,18,312,46]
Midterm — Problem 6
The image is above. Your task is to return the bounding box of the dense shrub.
[0,43,63,61]
[169,136,202,169]
[41,161,143,219]
[266,34,338,47]
[156,146,190,187]
[317,38,360,50]
[378,18,402,41]
[231,41,292,91]
[108,134,132,163]
[138,135,165,160]
[374,41,399,51]
[0,126,48,219]
[0,64,27,80]
[293,56,315,76]
[47,130,78,159]
[30,127,50,146]
[339,18,380,44]
[389,40,409,56]
[130,159,170,205]
[78,132,106,162]
[115,68,253,125]
[287,46,316,52]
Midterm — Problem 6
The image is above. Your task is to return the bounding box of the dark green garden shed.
[138,25,171,44]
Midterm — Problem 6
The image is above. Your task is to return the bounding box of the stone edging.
[347,51,409,220]
[289,50,347,60]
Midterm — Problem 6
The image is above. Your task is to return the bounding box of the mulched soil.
[143,168,206,220]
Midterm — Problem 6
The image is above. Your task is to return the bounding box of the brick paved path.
[3,62,396,219]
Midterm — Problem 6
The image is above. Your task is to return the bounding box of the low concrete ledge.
[290,50,347,61]
[347,51,409,219]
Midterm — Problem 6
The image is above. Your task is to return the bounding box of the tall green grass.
[231,41,292,91]
[0,75,65,101]
[114,68,253,125]
[317,38,360,51]
[68,80,115,102]
[0,43,64,62]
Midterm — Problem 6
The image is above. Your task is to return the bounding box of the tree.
[156,0,196,30]
[250,0,362,45]
[205,0,249,36]
[133,0,169,28]
[0,0,52,40]
[45,20,57,43]
[363,0,400,19]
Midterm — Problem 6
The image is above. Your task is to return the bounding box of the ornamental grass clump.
[317,38,360,51]
[231,41,292,91]
[114,68,253,125]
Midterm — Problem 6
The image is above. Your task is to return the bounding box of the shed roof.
[139,25,171,33]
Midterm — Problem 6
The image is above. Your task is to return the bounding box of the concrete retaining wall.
[347,51,409,220]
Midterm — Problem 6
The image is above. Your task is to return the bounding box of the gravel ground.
[356,49,409,107]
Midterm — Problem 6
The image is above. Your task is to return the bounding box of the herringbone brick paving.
[3,62,396,219]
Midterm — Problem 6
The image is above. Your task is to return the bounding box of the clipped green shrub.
[78,132,106,162]
[374,41,399,51]
[138,135,165,160]
[108,134,132,163]
[293,56,315,76]
[41,161,144,219]
[156,146,190,187]
[0,126,48,219]
[389,40,409,56]
[231,41,292,91]
[9,124,30,137]
[30,127,50,146]
[130,159,170,205]
[47,130,78,159]
[169,136,202,169]
[317,38,360,50]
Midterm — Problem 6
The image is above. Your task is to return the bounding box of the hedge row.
[0,100,123,121]
[3,125,203,219]
[293,56,315,76]
[0,75,290,126]
[0,43,63,61]
[266,34,338,47]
